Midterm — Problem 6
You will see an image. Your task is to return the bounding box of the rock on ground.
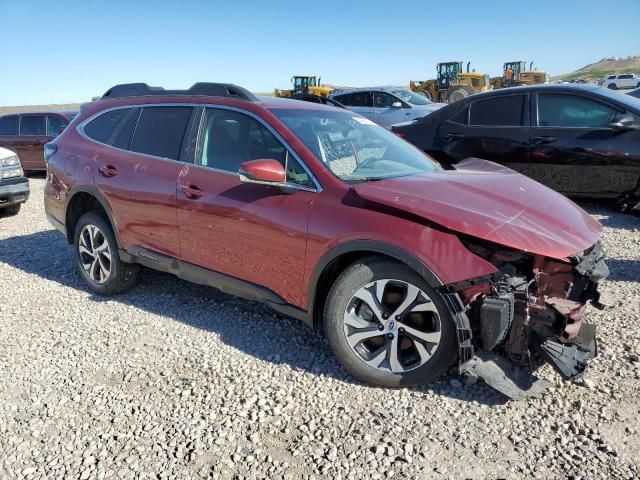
[0,178,639,479]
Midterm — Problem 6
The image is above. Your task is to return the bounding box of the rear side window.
[333,94,350,105]
[0,115,18,135]
[469,95,525,126]
[618,74,633,79]
[538,94,618,128]
[20,115,45,135]
[84,108,133,144]
[349,91,373,107]
[46,115,68,136]
[130,107,192,160]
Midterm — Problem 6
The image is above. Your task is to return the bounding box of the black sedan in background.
[392,85,640,210]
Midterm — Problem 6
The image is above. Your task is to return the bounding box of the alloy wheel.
[343,279,442,373]
[78,224,112,284]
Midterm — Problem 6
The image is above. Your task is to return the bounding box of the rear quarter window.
[84,108,135,145]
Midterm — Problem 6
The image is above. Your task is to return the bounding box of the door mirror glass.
[239,159,286,185]
[611,113,636,130]
[391,101,403,109]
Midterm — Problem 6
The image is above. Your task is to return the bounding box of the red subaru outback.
[44,83,607,397]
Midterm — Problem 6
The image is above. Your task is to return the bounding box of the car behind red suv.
[44,83,608,398]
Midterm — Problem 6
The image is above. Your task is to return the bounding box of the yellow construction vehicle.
[492,61,550,88]
[274,75,334,98]
[410,61,493,103]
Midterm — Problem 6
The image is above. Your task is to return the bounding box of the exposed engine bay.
[442,239,608,400]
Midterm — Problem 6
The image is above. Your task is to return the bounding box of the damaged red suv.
[44,83,608,398]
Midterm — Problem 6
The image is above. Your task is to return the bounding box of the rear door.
[85,105,196,257]
[176,106,317,306]
[529,92,637,196]
[372,91,410,128]
[17,114,48,170]
[347,91,375,119]
[438,93,531,174]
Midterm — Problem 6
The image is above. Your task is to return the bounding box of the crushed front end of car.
[441,239,608,400]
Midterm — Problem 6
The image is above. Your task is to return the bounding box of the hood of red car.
[352,158,602,259]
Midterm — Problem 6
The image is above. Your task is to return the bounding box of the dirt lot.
[0,178,639,479]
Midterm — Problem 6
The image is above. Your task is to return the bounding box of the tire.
[447,86,471,103]
[637,82,640,88]
[0,204,21,217]
[74,212,139,295]
[323,257,457,387]
[608,83,617,90]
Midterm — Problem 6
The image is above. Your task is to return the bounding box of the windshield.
[392,89,432,105]
[272,109,440,182]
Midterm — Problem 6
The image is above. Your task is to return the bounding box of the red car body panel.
[176,164,313,306]
[44,95,602,315]
[353,158,602,260]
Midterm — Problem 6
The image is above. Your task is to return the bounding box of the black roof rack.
[101,82,257,102]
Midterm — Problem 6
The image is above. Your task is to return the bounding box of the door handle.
[529,136,557,145]
[181,184,204,199]
[446,132,465,139]
[98,165,118,177]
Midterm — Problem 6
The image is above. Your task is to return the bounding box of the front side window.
[46,115,68,136]
[20,115,45,135]
[198,108,313,187]
[392,89,432,105]
[130,106,193,160]
[373,92,398,108]
[538,94,619,128]
[0,115,18,135]
[349,91,373,107]
[469,95,525,126]
[272,109,440,182]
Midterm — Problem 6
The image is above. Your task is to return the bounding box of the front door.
[176,107,317,306]
[528,92,638,196]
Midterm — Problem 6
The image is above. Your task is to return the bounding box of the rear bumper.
[0,177,30,208]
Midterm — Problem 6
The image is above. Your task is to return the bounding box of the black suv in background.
[392,85,640,211]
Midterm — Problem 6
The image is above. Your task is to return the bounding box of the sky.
[1,0,639,105]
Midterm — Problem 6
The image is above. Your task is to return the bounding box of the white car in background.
[601,73,640,90]
[0,146,29,216]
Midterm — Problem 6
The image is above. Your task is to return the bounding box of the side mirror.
[391,101,403,109]
[611,113,636,130]
[239,159,286,185]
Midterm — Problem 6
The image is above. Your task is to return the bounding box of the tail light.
[393,130,406,139]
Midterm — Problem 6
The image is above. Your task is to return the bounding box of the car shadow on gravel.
[0,229,508,405]
[603,258,640,282]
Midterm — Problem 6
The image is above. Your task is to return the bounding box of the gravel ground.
[1,178,639,480]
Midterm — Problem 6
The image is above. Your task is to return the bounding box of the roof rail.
[101,82,257,101]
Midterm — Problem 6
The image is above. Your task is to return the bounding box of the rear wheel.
[324,258,457,387]
[74,212,139,295]
[0,204,21,217]
[447,86,473,103]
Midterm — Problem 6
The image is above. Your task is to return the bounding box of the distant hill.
[555,56,640,81]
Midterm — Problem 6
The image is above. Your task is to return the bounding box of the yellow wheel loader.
[492,61,550,88]
[410,61,493,103]
[274,75,334,98]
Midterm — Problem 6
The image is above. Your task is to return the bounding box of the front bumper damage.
[442,240,607,400]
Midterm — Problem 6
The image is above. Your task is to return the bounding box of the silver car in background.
[330,87,445,129]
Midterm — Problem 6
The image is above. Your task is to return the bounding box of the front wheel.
[0,204,21,217]
[74,212,140,295]
[324,258,457,387]
[608,83,618,90]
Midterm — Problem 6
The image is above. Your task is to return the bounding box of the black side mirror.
[611,113,636,130]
